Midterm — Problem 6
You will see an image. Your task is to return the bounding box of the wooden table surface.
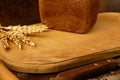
[13,0,120,80]
[8,0,120,80]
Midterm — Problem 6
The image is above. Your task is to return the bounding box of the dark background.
[0,0,40,26]
[100,0,120,12]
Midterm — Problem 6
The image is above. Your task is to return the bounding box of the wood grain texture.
[12,68,120,80]
[0,13,120,73]
[0,61,19,80]
[55,59,118,80]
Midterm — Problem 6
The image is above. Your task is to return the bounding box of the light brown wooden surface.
[0,13,120,73]
[0,61,19,80]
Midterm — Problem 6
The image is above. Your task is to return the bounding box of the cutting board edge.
[2,47,120,73]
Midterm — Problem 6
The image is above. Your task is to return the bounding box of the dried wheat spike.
[1,37,9,49]
[21,25,48,35]
[5,24,48,35]
[7,31,22,49]
[0,24,48,50]
[0,29,9,49]
[8,31,36,47]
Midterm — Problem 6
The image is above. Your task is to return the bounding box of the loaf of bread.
[0,0,40,26]
[39,0,99,33]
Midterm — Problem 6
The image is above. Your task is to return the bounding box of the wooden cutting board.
[0,12,120,73]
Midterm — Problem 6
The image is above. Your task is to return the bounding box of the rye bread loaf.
[39,0,99,33]
[0,0,40,26]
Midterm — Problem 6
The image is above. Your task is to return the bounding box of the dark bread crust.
[40,0,99,33]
